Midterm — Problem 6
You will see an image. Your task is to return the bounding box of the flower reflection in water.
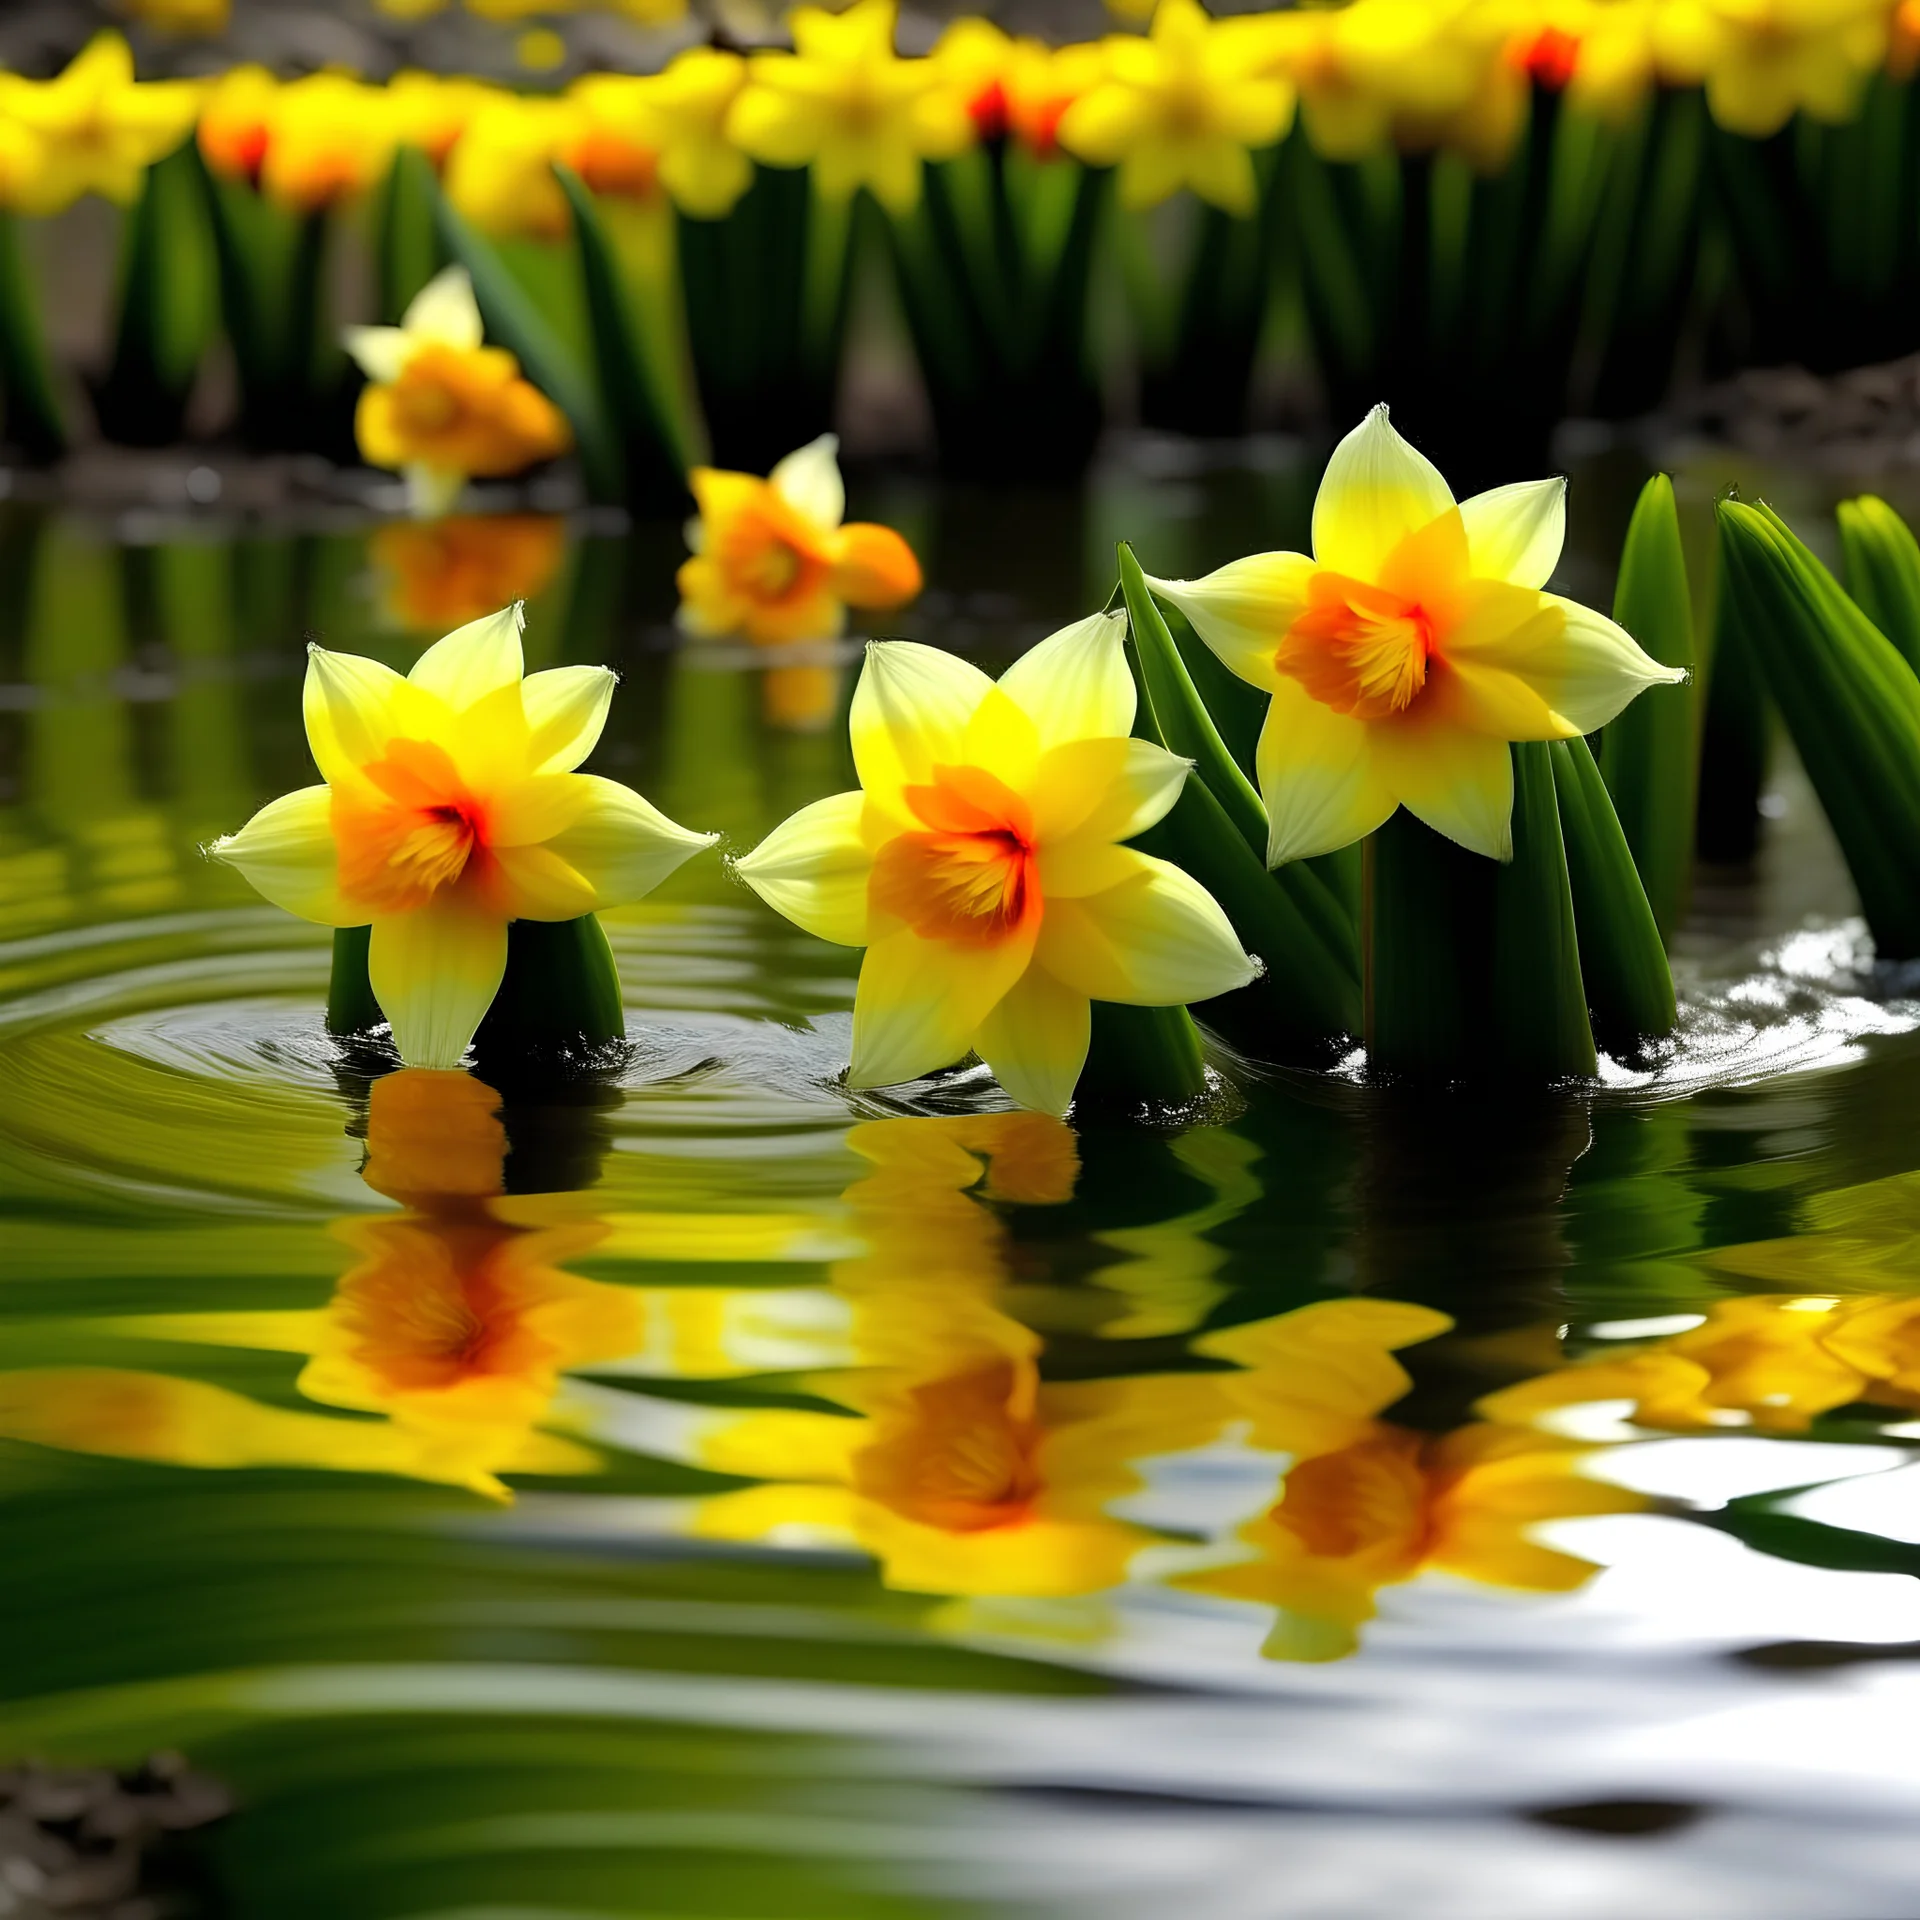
[372,515,566,635]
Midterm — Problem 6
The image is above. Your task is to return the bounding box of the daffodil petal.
[402,263,484,350]
[303,645,435,784]
[850,640,994,818]
[1255,675,1395,864]
[1028,736,1190,848]
[1037,851,1257,1006]
[208,785,357,926]
[1144,555,1312,690]
[997,610,1133,751]
[485,772,593,848]
[408,602,526,710]
[848,922,1034,1090]
[369,895,508,1069]
[1443,589,1684,735]
[343,324,409,384]
[1371,712,1514,861]
[488,843,598,921]
[734,789,875,947]
[522,665,616,772]
[770,433,844,529]
[1459,477,1566,590]
[541,775,716,907]
[1313,404,1455,580]
[974,964,1091,1117]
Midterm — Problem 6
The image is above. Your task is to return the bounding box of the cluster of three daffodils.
[214,407,1679,1111]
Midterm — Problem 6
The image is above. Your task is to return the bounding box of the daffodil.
[1056,0,1294,215]
[196,64,276,188]
[208,602,714,1070]
[735,612,1258,1114]
[0,33,202,217]
[1654,0,1892,136]
[562,76,662,201]
[345,266,573,518]
[1145,406,1685,866]
[637,48,753,218]
[257,72,396,213]
[1184,1419,1642,1661]
[677,433,922,645]
[443,94,573,239]
[387,72,504,172]
[727,0,974,215]
[933,19,1109,157]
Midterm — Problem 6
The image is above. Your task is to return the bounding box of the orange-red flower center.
[856,1358,1044,1532]
[1279,572,1436,721]
[868,763,1041,948]
[334,736,494,914]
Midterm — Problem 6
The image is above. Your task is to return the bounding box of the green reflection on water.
[3,477,1920,1916]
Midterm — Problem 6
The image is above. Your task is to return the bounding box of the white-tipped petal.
[402,263,484,350]
[1037,851,1257,1007]
[1144,554,1312,690]
[1255,677,1397,865]
[343,324,410,384]
[303,645,428,783]
[408,602,526,710]
[734,790,875,948]
[849,640,994,817]
[208,786,356,926]
[769,433,845,530]
[997,610,1133,750]
[522,665,617,773]
[974,964,1091,1117]
[1312,404,1456,579]
[368,895,508,1070]
[542,775,716,908]
[1459,477,1567,590]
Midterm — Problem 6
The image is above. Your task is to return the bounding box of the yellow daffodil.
[444,94,574,239]
[257,72,396,213]
[196,64,276,188]
[1145,406,1684,866]
[0,33,202,217]
[1056,0,1294,215]
[562,76,663,200]
[373,514,567,633]
[345,266,573,518]
[1654,0,1892,136]
[387,71,504,172]
[677,433,922,645]
[636,47,753,218]
[1533,0,1664,121]
[208,602,714,1069]
[1265,0,1526,169]
[727,0,974,215]
[1184,1418,1642,1661]
[735,613,1258,1114]
[933,19,1109,157]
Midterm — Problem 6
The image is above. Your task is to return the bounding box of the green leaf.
[1367,748,1595,1081]
[555,164,690,514]
[1705,1496,1920,1577]
[1599,473,1697,943]
[1118,548,1362,1055]
[1552,734,1678,1053]
[1716,499,1920,957]
[432,186,624,505]
[374,142,444,324]
[1837,493,1920,677]
[1076,1000,1209,1111]
[0,210,66,461]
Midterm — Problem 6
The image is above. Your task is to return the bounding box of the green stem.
[0,210,66,462]
[1076,1001,1208,1111]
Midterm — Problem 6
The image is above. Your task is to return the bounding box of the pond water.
[7,442,1920,1919]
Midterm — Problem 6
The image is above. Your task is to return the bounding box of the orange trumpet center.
[869,764,1041,948]
[1279,572,1437,721]
[715,492,833,610]
[334,736,494,914]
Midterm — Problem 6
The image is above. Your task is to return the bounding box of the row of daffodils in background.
[7,1073,1918,1661]
[4,0,1920,475]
